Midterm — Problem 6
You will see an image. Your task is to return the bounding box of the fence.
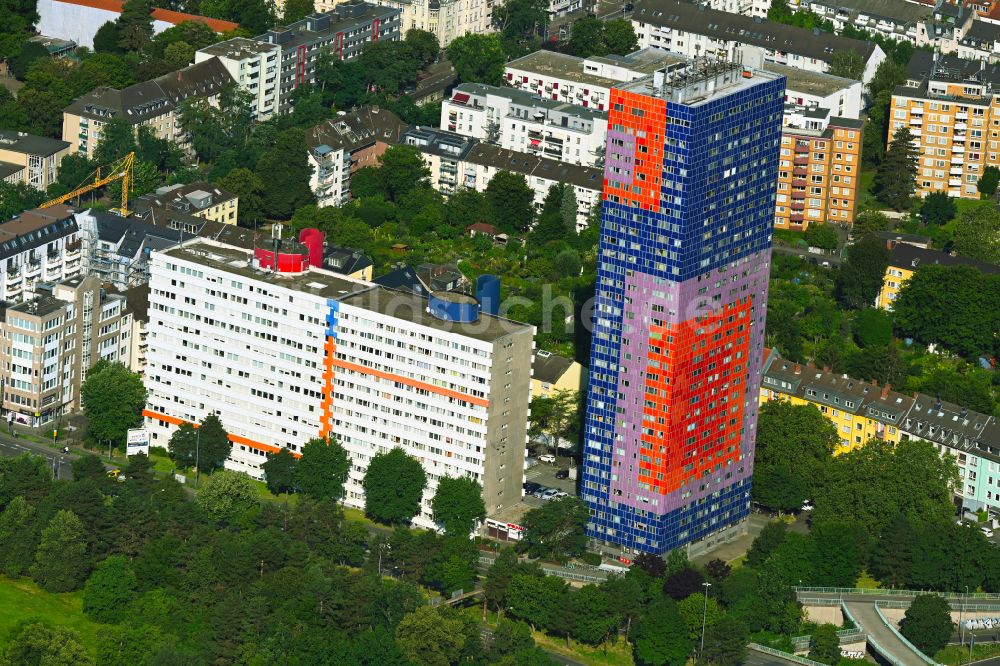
[477,555,607,584]
[796,587,1000,601]
[746,643,827,666]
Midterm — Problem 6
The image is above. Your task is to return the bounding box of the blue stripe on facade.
[325,298,340,338]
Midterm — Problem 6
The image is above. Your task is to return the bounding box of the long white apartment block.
[441,82,608,167]
[143,239,534,528]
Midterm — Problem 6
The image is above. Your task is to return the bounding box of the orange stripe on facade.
[141,409,300,458]
[329,358,490,408]
[319,336,337,439]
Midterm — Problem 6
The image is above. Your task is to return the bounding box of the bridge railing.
[746,643,828,666]
[873,602,940,666]
[796,587,1000,601]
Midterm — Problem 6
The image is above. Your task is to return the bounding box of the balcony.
[791,191,806,199]
[24,262,41,277]
[910,106,924,115]
[791,178,807,188]
[793,156,809,166]
[909,116,922,125]
[949,178,962,187]
[793,143,809,153]
[955,122,968,131]
[951,156,964,164]
[950,167,963,176]
[791,202,805,211]
[952,145,966,153]
[793,166,808,177]
[790,213,805,222]
[956,112,969,120]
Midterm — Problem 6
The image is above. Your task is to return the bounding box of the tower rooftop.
[617,59,783,106]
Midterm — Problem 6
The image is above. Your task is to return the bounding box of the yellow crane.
[40,151,135,217]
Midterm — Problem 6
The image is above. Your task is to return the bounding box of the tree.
[893,264,1000,358]
[663,567,706,601]
[952,203,1000,265]
[196,470,257,523]
[920,191,956,225]
[9,40,49,80]
[532,184,569,244]
[899,594,953,656]
[406,29,440,65]
[0,454,51,512]
[447,34,506,85]
[633,552,667,579]
[83,555,137,623]
[197,413,231,472]
[378,145,431,202]
[829,49,864,79]
[520,496,590,559]
[167,422,199,469]
[282,0,314,23]
[262,448,298,495]
[875,126,918,210]
[217,167,265,227]
[396,606,467,666]
[676,592,722,641]
[0,496,38,577]
[700,615,747,666]
[705,559,731,582]
[80,360,146,453]
[31,510,89,592]
[363,448,427,525]
[571,584,618,646]
[812,439,958,536]
[852,209,890,235]
[0,621,94,666]
[978,165,1000,200]
[116,0,153,53]
[257,127,316,219]
[507,574,568,631]
[853,307,892,348]
[495,0,547,40]
[632,597,692,666]
[835,234,890,309]
[431,475,486,537]
[752,401,837,512]
[746,521,788,567]
[805,223,838,251]
[0,181,44,219]
[570,17,605,57]
[602,19,638,54]
[93,21,123,54]
[812,520,867,587]
[296,436,351,502]
[487,170,535,233]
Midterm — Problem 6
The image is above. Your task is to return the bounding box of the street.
[0,430,75,480]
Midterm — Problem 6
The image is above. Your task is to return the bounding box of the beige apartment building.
[775,107,863,230]
[62,58,233,159]
[0,131,71,190]
[0,275,130,425]
[134,181,239,225]
[891,74,995,200]
[314,0,492,46]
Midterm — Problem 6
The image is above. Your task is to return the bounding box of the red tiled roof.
[53,0,239,31]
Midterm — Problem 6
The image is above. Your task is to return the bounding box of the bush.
[579,552,602,566]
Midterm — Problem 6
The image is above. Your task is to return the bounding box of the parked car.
[982,527,995,538]
[524,482,543,495]
[538,454,556,463]
[552,490,568,499]
[532,487,552,498]
[555,469,570,480]
[540,488,560,500]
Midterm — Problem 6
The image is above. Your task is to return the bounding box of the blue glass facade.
[580,67,785,555]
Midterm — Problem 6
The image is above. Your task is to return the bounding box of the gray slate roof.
[0,130,70,157]
[632,0,879,64]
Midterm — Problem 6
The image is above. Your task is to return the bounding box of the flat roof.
[765,63,859,98]
[617,61,784,107]
[162,241,532,343]
[197,37,277,58]
[506,51,621,88]
[451,82,607,121]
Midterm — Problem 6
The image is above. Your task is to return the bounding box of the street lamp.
[700,581,712,657]
[961,585,969,647]
[195,427,201,488]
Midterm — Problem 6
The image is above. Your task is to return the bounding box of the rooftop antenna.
[271,223,282,273]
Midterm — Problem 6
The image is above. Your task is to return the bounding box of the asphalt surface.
[0,429,76,480]
[845,600,929,666]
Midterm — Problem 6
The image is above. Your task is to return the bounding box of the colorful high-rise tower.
[581,60,785,555]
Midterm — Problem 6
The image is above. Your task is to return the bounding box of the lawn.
[858,167,887,211]
[0,576,103,654]
[480,610,634,666]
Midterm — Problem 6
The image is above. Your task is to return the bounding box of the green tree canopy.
[262,448,298,495]
[31,510,89,592]
[812,439,958,536]
[805,223,838,251]
[808,624,841,665]
[829,49,864,79]
[195,469,257,523]
[875,126,918,210]
[920,191,956,225]
[978,165,1000,200]
[486,170,535,233]
[83,555,138,623]
[852,209,891,235]
[753,401,837,512]
[197,413,231,472]
[217,167,264,227]
[952,203,1000,265]
[431,475,486,537]
[0,621,94,666]
[835,234,890,309]
[893,264,1000,359]
[447,33,507,85]
[0,496,38,577]
[377,144,431,202]
[167,422,199,469]
[80,360,146,451]
[363,448,427,525]
[519,496,589,559]
[632,597,692,666]
[256,127,316,219]
[899,594,953,656]
[854,307,893,348]
[296,436,351,502]
[395,606,467,666]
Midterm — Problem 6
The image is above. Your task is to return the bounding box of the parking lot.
[523,453,578,506]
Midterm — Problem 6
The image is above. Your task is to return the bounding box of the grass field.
[0,576,103,654]
[935,642,1000,665]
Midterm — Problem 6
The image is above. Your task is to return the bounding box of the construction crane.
[40,151,135,217]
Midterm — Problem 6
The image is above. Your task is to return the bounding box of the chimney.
[793,363,802,374]
[822,366,830,373]
[871,378,877,386]
[881,385,890,399]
